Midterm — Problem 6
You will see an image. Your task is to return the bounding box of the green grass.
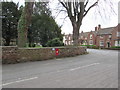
[25,43,43,48]
[80,45,96,47]
[26,46,43,48]
[33,46,43,48]
[111,46,120,48]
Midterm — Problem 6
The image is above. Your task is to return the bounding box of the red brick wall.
[87,32,96,45]
[104,35,112,48]
[111,25,120,47]
[96,35,112,48]
[96,35,100,47]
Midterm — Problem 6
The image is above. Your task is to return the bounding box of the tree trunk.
[18,8,28,47]
[18,26,27,47]
[17,2,34,47]
[5,38,11,46]
[72,23,80,46]
[59,1,98,46]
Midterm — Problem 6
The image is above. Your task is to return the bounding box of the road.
[2,49,118,88]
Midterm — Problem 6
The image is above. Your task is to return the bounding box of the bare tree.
[58,0,115,45]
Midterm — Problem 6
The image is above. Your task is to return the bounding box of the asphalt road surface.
[2,49,118,88]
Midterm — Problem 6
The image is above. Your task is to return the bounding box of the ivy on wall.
[17,7,27,47]
[17,2,34,47]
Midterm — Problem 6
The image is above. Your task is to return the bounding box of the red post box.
[55,48,59,56]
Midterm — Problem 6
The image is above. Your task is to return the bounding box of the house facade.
[87,30,97,46]
[111,24,120,47]
[96,26,114,48]
[64,24,120,48]
[79,31,89,45]
[64,34,73,45]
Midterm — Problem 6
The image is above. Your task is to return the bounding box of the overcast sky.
[6,0,120,34]
[50,0,119,34]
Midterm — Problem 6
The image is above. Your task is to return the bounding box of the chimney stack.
[95,26,98,31]
[98,24,101,30]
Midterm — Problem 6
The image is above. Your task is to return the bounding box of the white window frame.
[109,35,112,38]
[100,35,104,39]
[69,36,71,40]
[100,41,104,46]
[115,40,120,46]
[89,40,93,45]
[90,34,92,39]
[117,32,120,37]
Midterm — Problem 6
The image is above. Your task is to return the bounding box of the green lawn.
[26,46,43,48]
[111,46,120,48]
[80,45,96,47]
[25,43,43,48]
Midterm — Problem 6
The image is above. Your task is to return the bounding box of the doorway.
[107,42,110,48]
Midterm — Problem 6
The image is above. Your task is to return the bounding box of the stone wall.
[2,46,87,64]
[2,46,19,64]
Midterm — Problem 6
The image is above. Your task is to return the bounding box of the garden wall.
[2,46,87,64]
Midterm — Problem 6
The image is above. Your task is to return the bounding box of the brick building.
[64,24,120,48]
[111,24,120,47]
[79,31,89,45]
[96,26,114,48]
[64,34,73,45]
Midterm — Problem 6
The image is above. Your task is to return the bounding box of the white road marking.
[70,63,100,71]
[68,61,74,62]
[44,63,51,65]
[56,59,62,61]
[1,77,38,86]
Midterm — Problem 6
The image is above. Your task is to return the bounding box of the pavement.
[1,49,118,88]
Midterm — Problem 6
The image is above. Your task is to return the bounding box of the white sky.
[49,0,120,34]
[118,2,120,23]
[5,0,120,34]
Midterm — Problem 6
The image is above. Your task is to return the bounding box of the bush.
[28,43,36,47]
[32,44,36,47]
[46,38,64,47]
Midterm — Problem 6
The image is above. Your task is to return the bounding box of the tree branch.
[58,0,73,20]
[54,9,67,19]
[73,2,76,20]
[60,16,68,28]
[77,2,84,26]
[58,0,68,10]
[84,0,89,8]
[83,0,99,17]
